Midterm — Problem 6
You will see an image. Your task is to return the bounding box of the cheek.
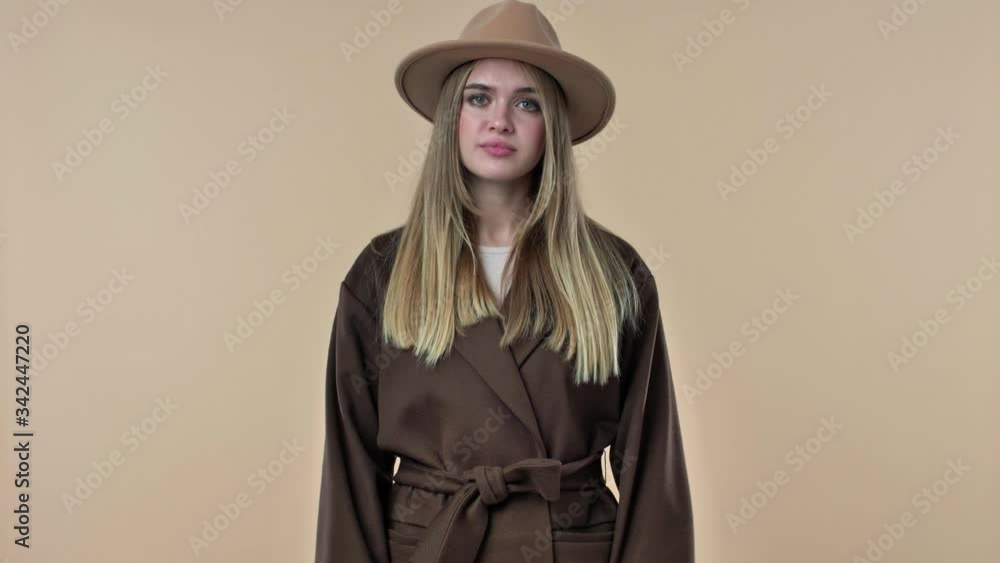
[462,117,485,152]
[525,121,545,156]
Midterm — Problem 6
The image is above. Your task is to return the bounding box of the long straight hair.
[381,59,641,386]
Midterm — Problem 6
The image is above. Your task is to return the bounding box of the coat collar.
[451,316,550,457]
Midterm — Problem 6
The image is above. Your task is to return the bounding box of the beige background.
[3,0,997,561]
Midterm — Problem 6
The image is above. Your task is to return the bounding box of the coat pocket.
[387,520,425,563]
[552,527,614,563]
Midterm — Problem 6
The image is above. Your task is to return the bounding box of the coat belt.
[392,451,605,563]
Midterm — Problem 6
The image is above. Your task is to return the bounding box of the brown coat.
[314,227,694,563]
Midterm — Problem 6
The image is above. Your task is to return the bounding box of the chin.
[472,171,525,182]
[468,159,530,182]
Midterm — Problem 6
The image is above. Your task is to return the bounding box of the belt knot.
[393,453,604,563]
[471,465,509,505]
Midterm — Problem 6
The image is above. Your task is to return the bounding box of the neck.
[468,174,533,247]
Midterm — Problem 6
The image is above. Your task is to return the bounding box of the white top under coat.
[476,245,512,303]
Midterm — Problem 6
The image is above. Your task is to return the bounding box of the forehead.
[467,58,537,88]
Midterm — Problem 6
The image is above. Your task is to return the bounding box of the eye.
[517,98,541,112]
[466,94,541,112]
[467,93,488,106]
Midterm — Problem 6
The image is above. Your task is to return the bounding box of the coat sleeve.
[608,273,695,563]
[315,281,397,563]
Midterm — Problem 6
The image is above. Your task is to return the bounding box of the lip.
[482,146,514,157]
[480,141,516,157]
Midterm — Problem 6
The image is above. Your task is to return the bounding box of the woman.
[315,1,694,562]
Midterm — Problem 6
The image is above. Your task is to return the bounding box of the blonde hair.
[381,59,641,386]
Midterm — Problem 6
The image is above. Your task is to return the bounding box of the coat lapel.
[451,316,548,456]
[509,327,548,368]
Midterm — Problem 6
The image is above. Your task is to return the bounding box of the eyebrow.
[464,83,538,94]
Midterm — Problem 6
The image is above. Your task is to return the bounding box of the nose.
[487,104,513,134]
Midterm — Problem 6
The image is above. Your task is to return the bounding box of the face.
[457,58,546,184]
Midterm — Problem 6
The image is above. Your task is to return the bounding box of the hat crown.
[458,0,561,48]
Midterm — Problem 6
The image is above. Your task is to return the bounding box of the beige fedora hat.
[393,0,616,145]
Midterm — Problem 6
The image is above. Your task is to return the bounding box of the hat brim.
[394,39,615,145]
